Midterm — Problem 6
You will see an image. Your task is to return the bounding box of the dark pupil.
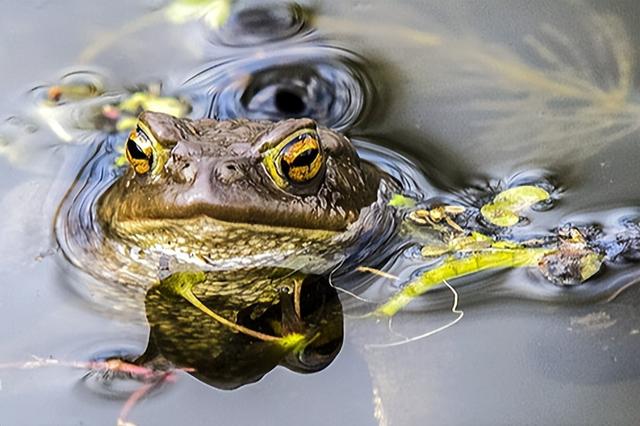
[291,148,319,167]
[280,147,319,179]
[127,138,149,160]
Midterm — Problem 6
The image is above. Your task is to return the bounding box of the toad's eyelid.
[260,128,319,154]
[135,123,155,144]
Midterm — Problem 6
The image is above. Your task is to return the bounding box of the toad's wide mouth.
[96,160,388,233]
[97,192,363,233]
[104,213,340,244]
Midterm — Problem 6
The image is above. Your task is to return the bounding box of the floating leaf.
[580,252,603,281]
[481,185,550,227]
[388,194,417,208]
[118,92,190,118]
[47,83,103,104]
[115,117,139,133]
[419,242,450,257]
[111,91,191,132]
[165,0,232,29]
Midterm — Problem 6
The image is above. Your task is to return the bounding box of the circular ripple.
[183,46,376,131]
[209,3,309,47]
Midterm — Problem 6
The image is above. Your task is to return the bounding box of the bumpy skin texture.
[70,112,396,387]
[98,112,382,233]
[58,111,396,295]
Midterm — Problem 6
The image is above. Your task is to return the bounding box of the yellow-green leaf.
[118,92,190,117]
[377,247,551,317]
[115,116,138,133]
[580,252,603,281]
[388,194,417,208]
[420,243,450,257]
[165,0,232,29]
[481,185,550,227]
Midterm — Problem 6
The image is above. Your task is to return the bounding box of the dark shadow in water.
[138,273,343,390]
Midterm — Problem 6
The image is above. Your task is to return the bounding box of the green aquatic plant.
[387,194,417,209]
[376,247,550,317]
[113,91,191,132]
[374,186,603,318]
[480,185,550,227]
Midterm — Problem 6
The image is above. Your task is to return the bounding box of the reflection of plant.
[78,0,233,63]
[446,9,639,156]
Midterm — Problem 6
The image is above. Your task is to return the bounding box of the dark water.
[2,0,640,425]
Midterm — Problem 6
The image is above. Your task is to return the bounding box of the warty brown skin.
[97,112,383,234]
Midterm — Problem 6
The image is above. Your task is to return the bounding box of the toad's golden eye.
[278,131,323,184]
[125,126,154,175]
[262,128,325,189]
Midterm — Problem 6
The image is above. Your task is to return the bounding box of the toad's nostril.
[213,162,242,184]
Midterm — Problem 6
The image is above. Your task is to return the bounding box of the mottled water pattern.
[3,1,640,425]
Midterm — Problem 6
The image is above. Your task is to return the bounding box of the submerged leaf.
[377,247,550,317]
[420,231,494,257]
[481,185,550,227]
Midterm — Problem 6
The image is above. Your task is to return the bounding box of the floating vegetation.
[34,75,191,141]
[538,227,604,286]
[387,194,417,209]
[409,205,466,234]
[0,355,185,426]
[480,185,550,227]
[371,183,629,317]
[107,90,191,132]
[377,247,550,317]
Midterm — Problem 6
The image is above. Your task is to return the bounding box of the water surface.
[2,1,640,425]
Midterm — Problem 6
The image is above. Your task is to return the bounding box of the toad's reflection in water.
[139,271,343,390]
